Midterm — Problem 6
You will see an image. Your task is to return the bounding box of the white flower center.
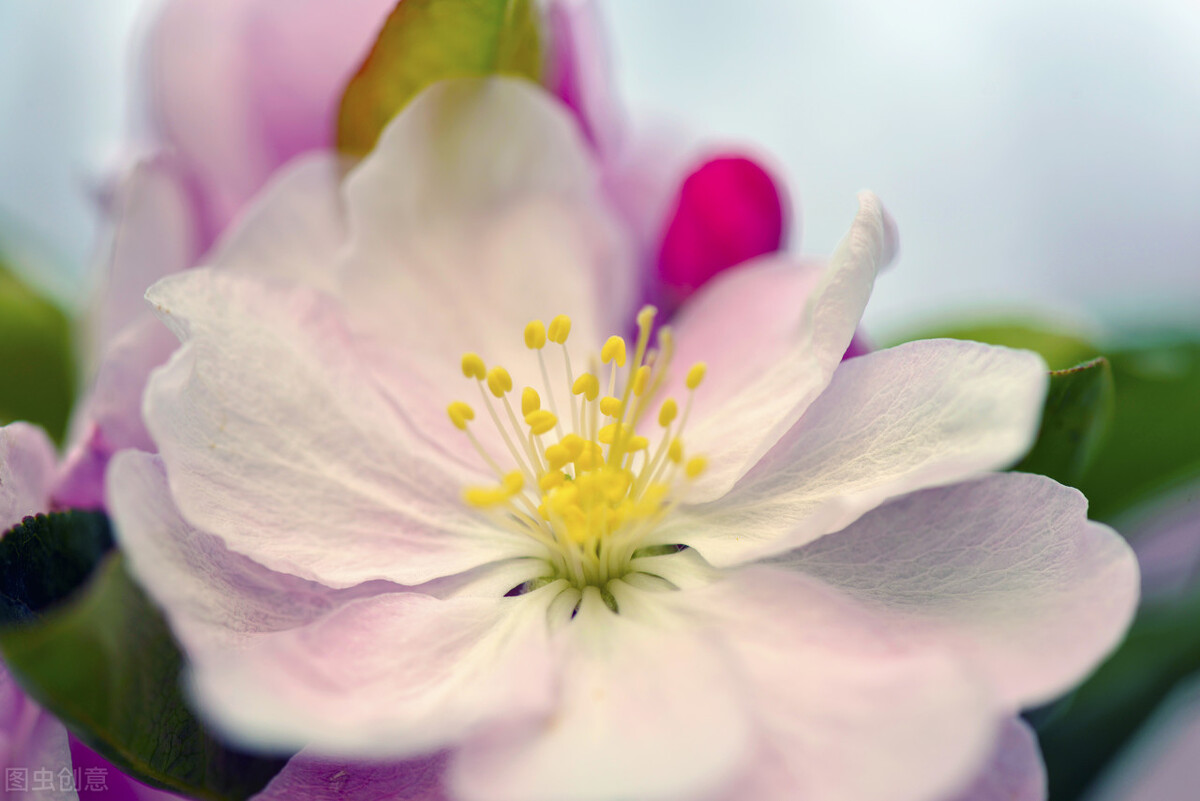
[447,305,707,594]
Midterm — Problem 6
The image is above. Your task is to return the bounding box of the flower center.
[447,305,707,592]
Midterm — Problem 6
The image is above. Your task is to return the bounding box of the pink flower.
[110,78,1136,801]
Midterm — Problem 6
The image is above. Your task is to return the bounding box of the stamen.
[450,308,707,593]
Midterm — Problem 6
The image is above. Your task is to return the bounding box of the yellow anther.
[521,387,541,417]
[658,398,678,428]
[636,305,658,331]
[627,435,650,452]
[686,362,707,390]
[560,434,585,459]
[599,396,622,417]
[464,470,524,508]
[576,442,604,470]
[548,315,572,344]
[668,438,684,464]
[462,353,486,380]
[601,336,627,366]
[539,471,566,492]
[685,456,708,479]
[632,365,651,396]
[545,444,572,471]
[524,320,547,350]
[572,373,600,401]
[525,410,558,436]
[501,471,525,494]
[487,366,513,397]
[598,423,625,445]
[447,401,475,431]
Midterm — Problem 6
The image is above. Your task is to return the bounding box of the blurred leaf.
[0,512,113,622]
[1076,341,1200,521]
[0,513,288,800]
[1035,584,1200,800]
[1015,358,1113,485]
[0,259,76,442]
[337,0,543,157]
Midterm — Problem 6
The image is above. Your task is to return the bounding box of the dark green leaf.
[1015,357,1113,485]
[337,0,543,157]
[0,513,288,800]
[0,512,113,622]
[0,259,77,443]
[1075,340,1200,520]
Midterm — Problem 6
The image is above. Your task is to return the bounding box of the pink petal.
[944,718,1045,801]
[92,157,199,350]
[338,78,635,464]
[0,422,56,530]
[657,154,788,304]
[451,588,753,801]
[142,269,531,588]
[667,192,896,500]
[191,589,560,757]
[109,451,551,756]
[663,339,1047,566]
[775,473,1139,708]
[147,0,392,241]
[253,750,449,801]
[0,665,74,800]
[545,0,622,154]
[684,566,999,801]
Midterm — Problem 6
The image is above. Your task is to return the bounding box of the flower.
[109,77,1138,801]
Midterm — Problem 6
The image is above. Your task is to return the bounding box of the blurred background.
[3,0,1198,335]
[1,1,1198,799]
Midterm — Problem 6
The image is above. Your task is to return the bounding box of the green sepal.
[1015,357,1114,486]
[337,0,543,157]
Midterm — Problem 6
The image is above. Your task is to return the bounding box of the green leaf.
[0,259,77,443]
[1015,357,1114,485]
[0,514,288,800]
[337,0,543,157]
[1074,340,1200,520]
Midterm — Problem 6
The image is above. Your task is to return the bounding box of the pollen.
[450,305,708,591]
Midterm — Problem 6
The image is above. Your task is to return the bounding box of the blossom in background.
[108,77,1138,801]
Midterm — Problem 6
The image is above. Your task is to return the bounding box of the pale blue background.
[2,1,1198,334]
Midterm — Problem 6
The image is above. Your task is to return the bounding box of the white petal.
[773,473,1139,707]
[0,422,56,531]
[205,152,347,294]
[144,267,533,588]
[669,192,895,500]
[110,449,557,758]
[338,78,635,463]
[944,718,1045,801]
[451,587,753,801]
[690,566,999,801]
[190,587,561,758]
[663,339,1048,565]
